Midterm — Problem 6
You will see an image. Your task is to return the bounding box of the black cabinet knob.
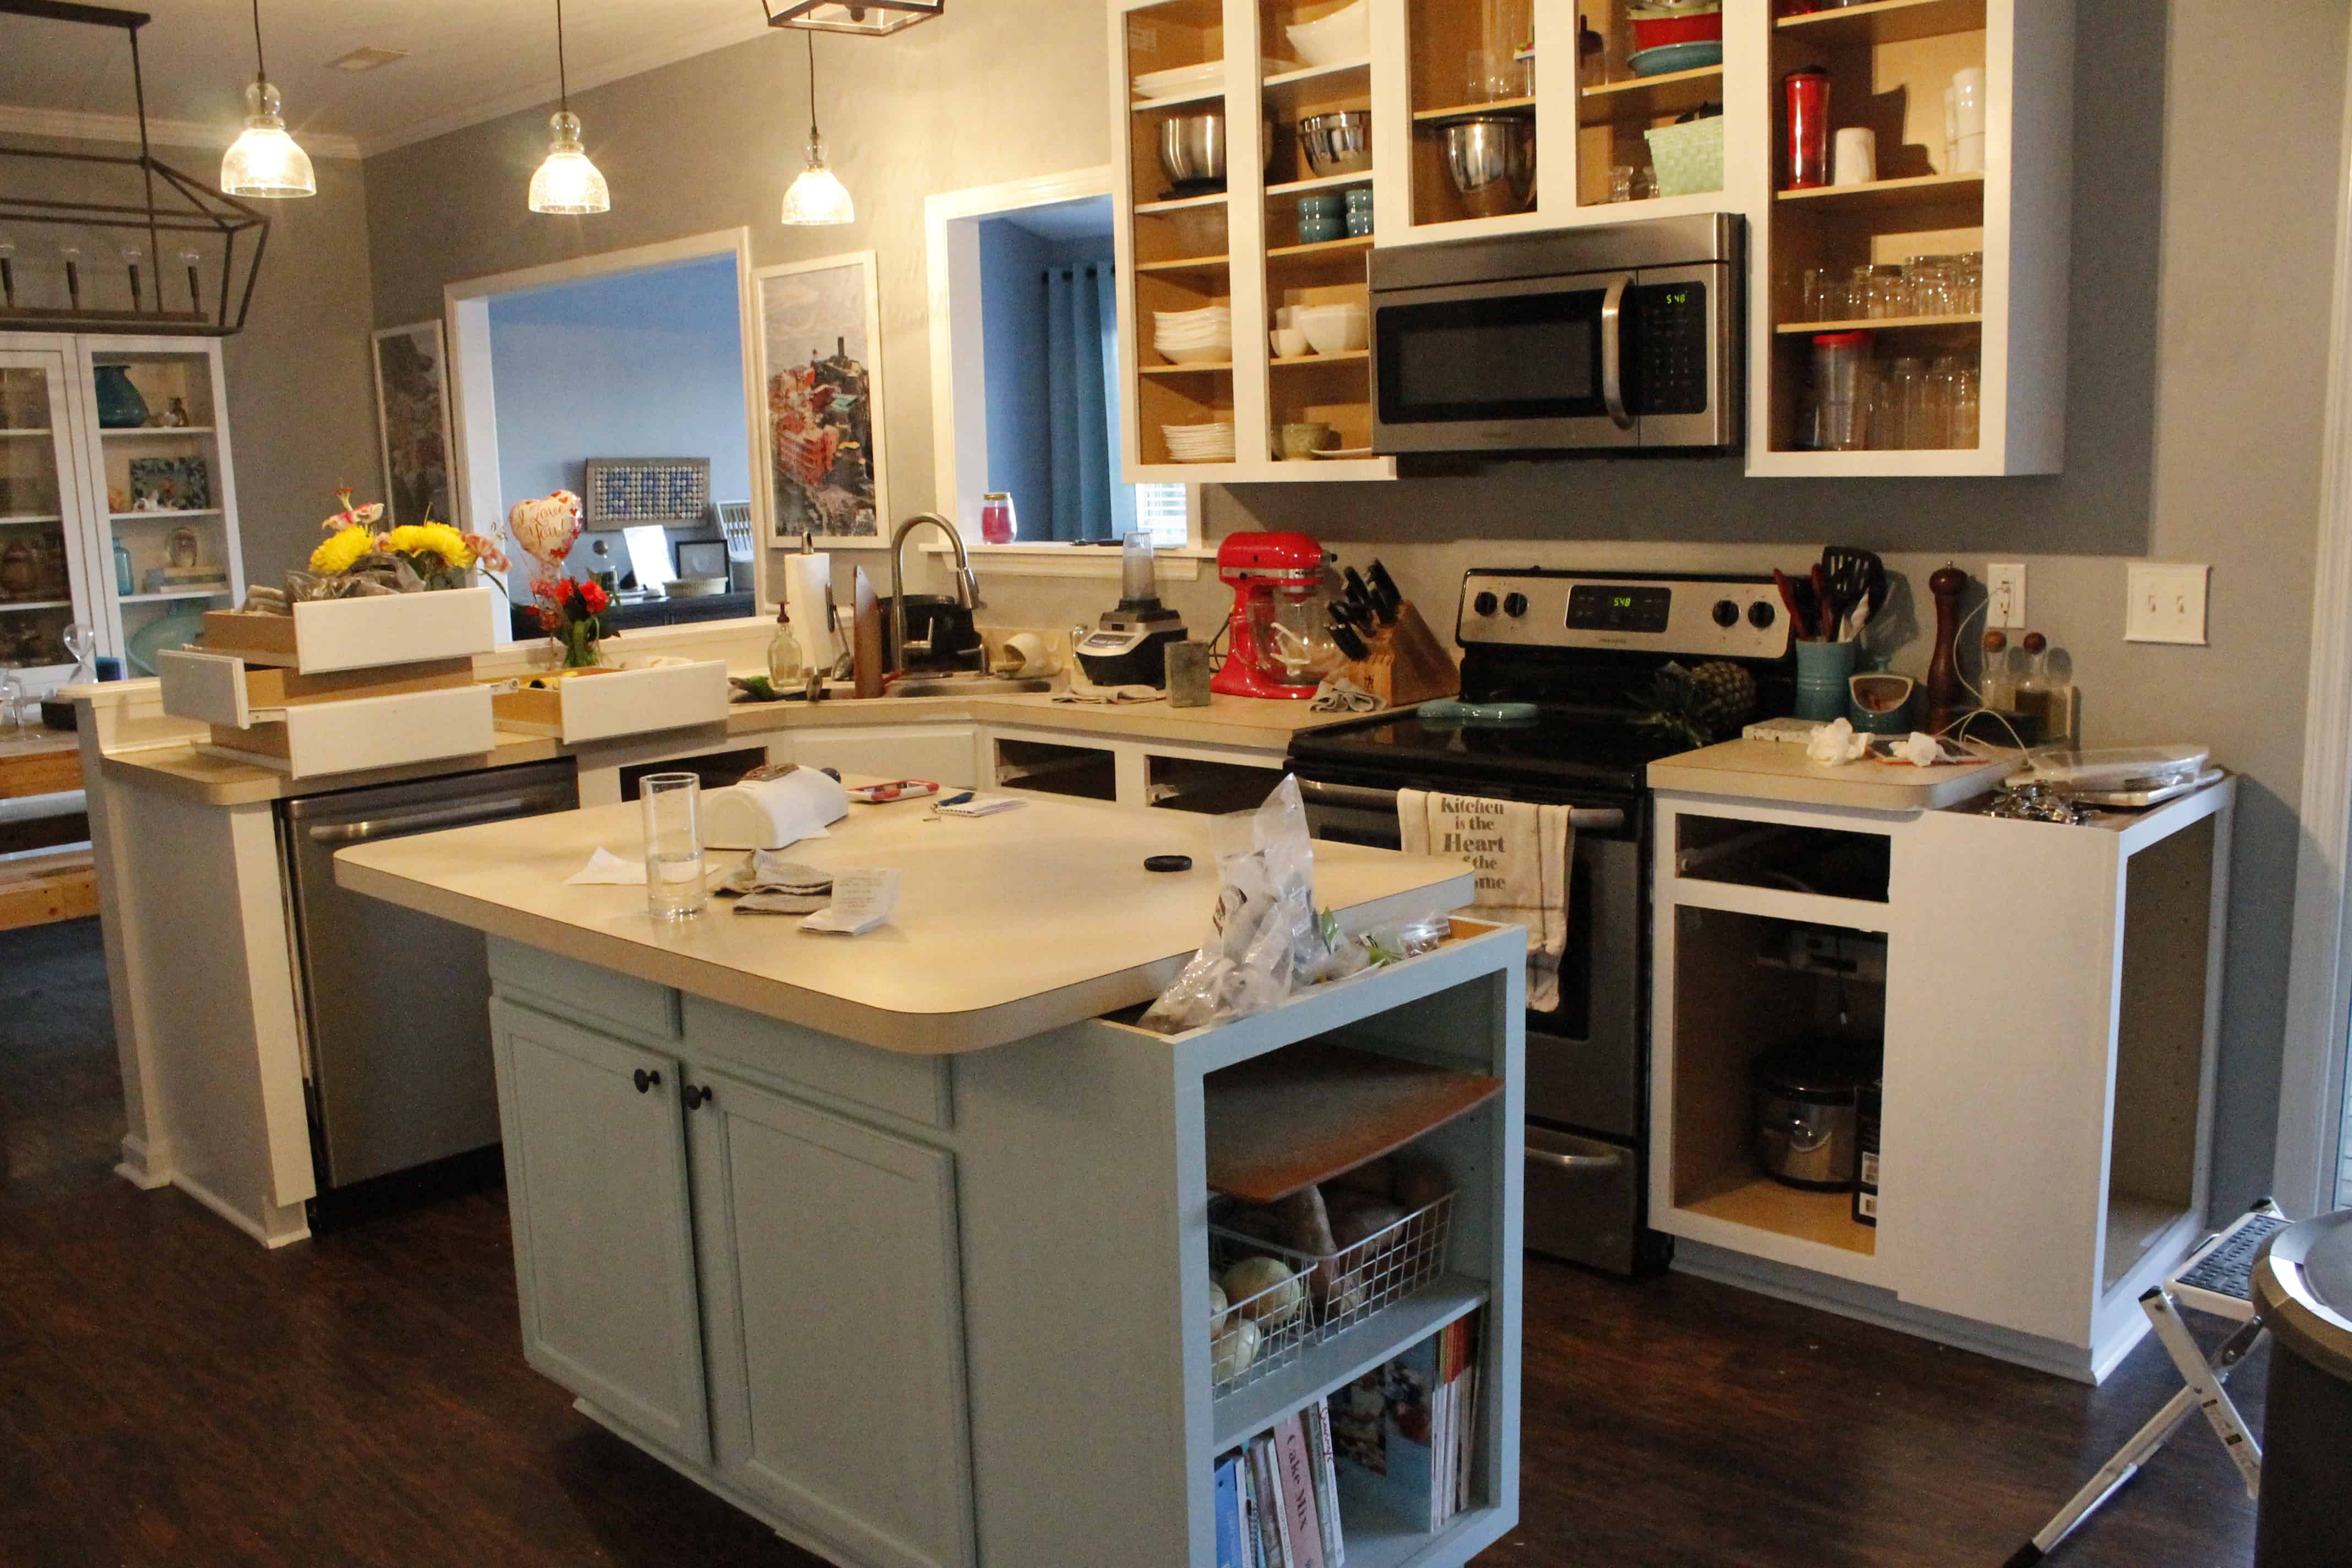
[683,1082,714,1111]
[1712,598,1740,628]
[1749,600,1777,629]
[633,1068,662,1095]
[1501,592,1529,618]
[1472,590,1499,617]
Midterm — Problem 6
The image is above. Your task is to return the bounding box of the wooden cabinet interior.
[1404,0,1539,231]
[1574,0,1728,210]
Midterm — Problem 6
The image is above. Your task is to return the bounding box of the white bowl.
[1270,326,1309,358]
[1155,307,1231,326]
[1133,60,1223,100]
[1157,342,1232,364]
[1285,0,1369,68]
[1295,305,1368,355]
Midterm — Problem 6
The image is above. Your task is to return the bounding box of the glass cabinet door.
[0,353,95,694]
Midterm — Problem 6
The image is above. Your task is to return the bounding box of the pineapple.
[1635,660,1760,751]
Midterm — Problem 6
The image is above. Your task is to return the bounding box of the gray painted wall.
[355,0,2345,1214]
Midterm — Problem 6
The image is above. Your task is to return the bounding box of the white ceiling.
[0,0,791,159]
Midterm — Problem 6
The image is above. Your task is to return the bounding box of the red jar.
[1784,67,1832,189]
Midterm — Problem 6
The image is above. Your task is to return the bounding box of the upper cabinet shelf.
[1774,0,1990,47]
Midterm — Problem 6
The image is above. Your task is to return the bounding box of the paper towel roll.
[781,554,833,673]
[702,768,848,851]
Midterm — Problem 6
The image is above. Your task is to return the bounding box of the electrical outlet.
[1986,562,2026,629]
[2125,563,2210,645]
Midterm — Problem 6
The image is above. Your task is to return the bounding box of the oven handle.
[1297,777,1624,833]
[1526,1146,1627,1174]
[1600,274,1633,431]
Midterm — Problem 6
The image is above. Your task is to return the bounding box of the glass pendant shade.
[764,0,944,36]
[220,79,315,198]
[529,111,609,215]
[781,138,854,225]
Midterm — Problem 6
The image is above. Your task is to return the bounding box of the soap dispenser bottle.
[767,602,804,687]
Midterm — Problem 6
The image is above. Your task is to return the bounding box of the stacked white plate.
[1161,421,1238,463]
[1154,304,1233,366]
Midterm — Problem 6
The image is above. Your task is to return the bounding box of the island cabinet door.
[684,1068,976,1568]
[489,1001,711,1463]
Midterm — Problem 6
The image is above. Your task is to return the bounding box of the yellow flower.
[309,525,374,575]
[384,522,473,569]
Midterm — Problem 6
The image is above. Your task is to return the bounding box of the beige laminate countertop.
[1648,738,2012,812]
[96,688,1386,807]
[333,790,1473,1054]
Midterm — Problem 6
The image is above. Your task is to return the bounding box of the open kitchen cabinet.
[1651,779,2234,1384]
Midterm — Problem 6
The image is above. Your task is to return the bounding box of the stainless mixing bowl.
[1158,112,1230,186]
[1442,115,1537,217]
[1297,110,1373,177]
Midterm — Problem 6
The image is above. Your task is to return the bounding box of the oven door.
[1371,270,1639,455]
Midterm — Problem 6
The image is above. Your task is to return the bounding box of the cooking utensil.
[1752,1039,1876,1191]
[1810,563,1834,641]
[1367,560,1403,622]
[1297,110,1373,177]
[1440,115,1537,218]
[1158,112,1231,187]
[1342,566,1375,613]
[1329,617,1369,661]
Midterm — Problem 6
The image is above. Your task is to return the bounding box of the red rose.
[579,580,609,614]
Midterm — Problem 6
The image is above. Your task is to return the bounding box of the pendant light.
[780,31,853,226]
[528,0,610,215]
[763,0,945,38]
[220,0,316,198]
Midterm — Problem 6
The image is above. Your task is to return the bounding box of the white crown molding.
[0,102,363,160]
[355,12,780,159]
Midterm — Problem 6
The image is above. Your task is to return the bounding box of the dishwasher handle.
[305,796,563,846]
[1526,1145,1626,1174]
[1297,777,1625,832]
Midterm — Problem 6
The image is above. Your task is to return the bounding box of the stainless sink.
[885,674,1053,698]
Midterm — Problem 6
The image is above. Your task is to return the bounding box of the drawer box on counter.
[161,648,496,778]
[488,659,729,743]
[202,586,501,674]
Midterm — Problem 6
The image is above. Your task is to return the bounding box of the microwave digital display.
[1566,584,1672,634]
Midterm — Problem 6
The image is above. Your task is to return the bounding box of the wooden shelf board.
[1266,170,1374,198]
[100,424,214,438]
[0,515,63,526]
[1212,1274,1487,1449]
[1264,56,1369,91]
[1205,1039,1502,1205]
[1578,63,1724,126]
[0,600,72,613]
[1134,190,1230,215]
[1138,360,1233,375]
[111,509,222,521]
[1775,313,1983,334]
[1131,84,1226,112]
[1412,95,1536,124]
[0,428,54,438]
[1777,171,1985,214]
[1344,1501,1510,1568]
[121,589,231,603]
[1266,235,1371,263]
[1133,253,1232,277]
[1270,350,1370,368]
[0,848,97,933]
[1775,0,1989,47]
[1681,1170,1877,1257]
[2103,1192,2193,1293]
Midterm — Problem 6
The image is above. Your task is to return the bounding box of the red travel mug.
[1785,67,1831,189]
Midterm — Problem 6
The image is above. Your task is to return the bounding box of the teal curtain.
[1042,262,1133,542]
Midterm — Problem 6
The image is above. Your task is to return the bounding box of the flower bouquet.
[239,489,510,616]
[509,490,610,667]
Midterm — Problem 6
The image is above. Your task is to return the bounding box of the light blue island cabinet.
[336,793,1525,1568]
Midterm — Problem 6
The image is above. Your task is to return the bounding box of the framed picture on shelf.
[753,251,888,543]
[372,320,458,528]
[127,455,211,511]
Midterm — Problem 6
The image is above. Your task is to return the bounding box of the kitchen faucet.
[888,511,982,672]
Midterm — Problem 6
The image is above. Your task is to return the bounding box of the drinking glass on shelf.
[0,674,21,739]
[1908,258,1953,317]
[1923,356,1962,449]
[1813,331,1872,451]
[1952,358,1982,448]
[1800,266,1848,322]
[1957,255,1984,315]
[1608,164,1655,204]
[640,772,706,920]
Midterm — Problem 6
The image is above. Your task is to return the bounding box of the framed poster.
[372,320,457,528]
[754,251,887,543]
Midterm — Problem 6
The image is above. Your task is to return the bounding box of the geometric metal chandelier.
[761,0,943,38]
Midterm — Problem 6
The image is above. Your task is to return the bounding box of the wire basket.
[1207,1187,1455,1397]
[1208,1229,1317,1397]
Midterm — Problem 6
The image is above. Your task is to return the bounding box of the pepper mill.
[1925,564,1968,734]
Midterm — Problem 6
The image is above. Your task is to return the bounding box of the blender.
[1074,532,1189,688]
[1211,531,1331,700]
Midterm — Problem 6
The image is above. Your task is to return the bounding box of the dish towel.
[1053,678,1164,705]
[1398,789,1572,1012]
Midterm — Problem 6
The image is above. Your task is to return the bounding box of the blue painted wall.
[977,218,1119,539]
[486,255,752,520]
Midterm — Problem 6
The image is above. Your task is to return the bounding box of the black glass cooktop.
[1288,706,1687,799]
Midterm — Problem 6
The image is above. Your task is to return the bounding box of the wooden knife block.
[1338,602,1458,708]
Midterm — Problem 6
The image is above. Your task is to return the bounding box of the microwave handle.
[1600,274,1633,431]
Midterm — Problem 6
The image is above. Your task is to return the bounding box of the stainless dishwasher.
[280,760,579,1199]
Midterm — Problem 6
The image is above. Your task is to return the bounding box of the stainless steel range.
[1284,567,1794,1274]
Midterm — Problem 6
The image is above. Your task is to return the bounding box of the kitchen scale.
[1075,533,1186,688]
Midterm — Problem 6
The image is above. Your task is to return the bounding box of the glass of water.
[640,772,706,919]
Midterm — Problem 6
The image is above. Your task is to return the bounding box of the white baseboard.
[114,1133,171,1189]
[171,1170,311,1249]
[1672,1240,2124,1385]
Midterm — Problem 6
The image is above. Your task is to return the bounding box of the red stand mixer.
[1212,531,1328,700]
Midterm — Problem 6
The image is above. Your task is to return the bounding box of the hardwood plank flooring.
[0,919,2262,1566]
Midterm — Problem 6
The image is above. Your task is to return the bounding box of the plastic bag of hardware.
[1140,776,1321,1033]
[1298,903,1455,985]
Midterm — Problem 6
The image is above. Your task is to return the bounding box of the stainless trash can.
[2251,1208,2352,1568]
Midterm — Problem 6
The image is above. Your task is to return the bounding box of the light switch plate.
[2125,563,2209,645]
[1986,562,2026,629]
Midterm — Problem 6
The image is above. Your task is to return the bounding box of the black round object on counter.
[1144,854,1194,873]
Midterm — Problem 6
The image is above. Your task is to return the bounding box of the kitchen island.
[334,789,1525,1568]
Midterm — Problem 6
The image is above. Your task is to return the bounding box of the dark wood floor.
[0,918,2261,1566]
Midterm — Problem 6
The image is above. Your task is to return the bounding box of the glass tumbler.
[641,772,706,919]
[1812,331,1872,451]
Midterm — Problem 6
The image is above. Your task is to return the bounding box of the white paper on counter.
[800,867,902,935]
[567,847,646,885]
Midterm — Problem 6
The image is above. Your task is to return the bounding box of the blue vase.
[93,364,148,429]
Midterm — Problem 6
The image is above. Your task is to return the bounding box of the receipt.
[799,867,903,936]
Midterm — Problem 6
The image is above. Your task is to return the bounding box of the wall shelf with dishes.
[1751,0,2070,476]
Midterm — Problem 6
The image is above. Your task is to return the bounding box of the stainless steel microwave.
[1368,213,1743,457]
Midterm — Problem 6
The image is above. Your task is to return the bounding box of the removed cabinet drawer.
[163,649,497,778]
[159,647,476,728]
[202,586,501,674]
[490,660,731,743]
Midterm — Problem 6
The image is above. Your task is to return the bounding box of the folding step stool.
[2005,1199,2289,1566]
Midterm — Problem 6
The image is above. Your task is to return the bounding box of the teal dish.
[124,605,210,677]
[1627,41,1724,77]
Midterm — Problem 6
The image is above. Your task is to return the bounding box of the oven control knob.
[1748,600,1777,630]
[1712,598,1740,628]
[1473,590,1499,617]
[1502,592,1529,618]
